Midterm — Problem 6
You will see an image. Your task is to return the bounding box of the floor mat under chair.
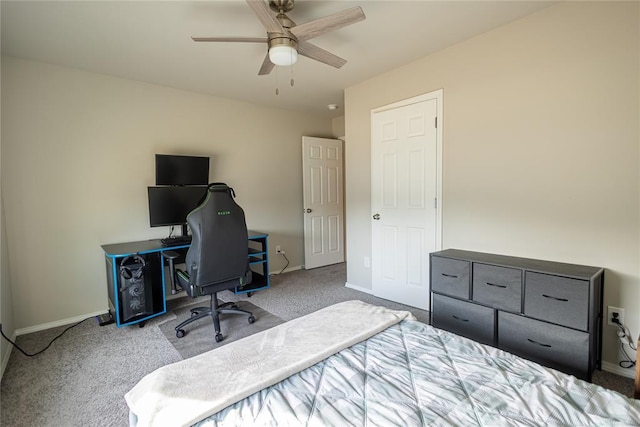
[158,299,284,359]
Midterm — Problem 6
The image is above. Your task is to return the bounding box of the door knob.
[373,213,380,220]
[305,208,312,213]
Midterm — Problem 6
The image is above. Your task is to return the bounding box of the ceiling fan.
[192,0,366,75]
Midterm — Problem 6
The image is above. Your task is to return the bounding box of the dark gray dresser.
[430,249,604,381]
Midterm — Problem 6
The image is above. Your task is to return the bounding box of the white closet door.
[371,93,441,310]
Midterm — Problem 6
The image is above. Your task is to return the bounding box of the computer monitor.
[155,154,210,186]
[147,186,207,235]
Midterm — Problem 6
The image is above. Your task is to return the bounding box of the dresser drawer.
[524,272,589,331]
[472,263,522,313]
[432,294,495,345]
[431,256,470,299]
[498,312,589,379]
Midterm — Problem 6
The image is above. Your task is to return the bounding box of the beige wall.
[331,116,345,138]
[345,1,639,371]
[1,57,333,329]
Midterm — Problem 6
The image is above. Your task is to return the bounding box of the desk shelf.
[240,233,270,294]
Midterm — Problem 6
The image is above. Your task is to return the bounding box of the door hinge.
[434,198,438,208]
[435,117,437,128]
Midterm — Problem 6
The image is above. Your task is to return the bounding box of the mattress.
[196,320,640,426]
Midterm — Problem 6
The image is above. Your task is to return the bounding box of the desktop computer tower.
[119,255,153,323]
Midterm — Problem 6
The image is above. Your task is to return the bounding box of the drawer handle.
[442,273,458,279]
[542,294,569,302]
[452,315,469,322]
[527,338,552,348]
[486,282,507,289]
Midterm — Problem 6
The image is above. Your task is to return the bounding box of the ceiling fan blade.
[298,41,347,69]
[290,6,365,42]
[258,53,275,75]
[246,0,284,33]
[191,37,267,43]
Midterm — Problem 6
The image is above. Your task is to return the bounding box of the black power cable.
[273,252,290,275]
[0,317,91,357]
[612,317,637,369]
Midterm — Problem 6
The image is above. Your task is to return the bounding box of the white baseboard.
[601,360,636,379]
[345,282,373,294]
[1,310,107,381]
[2,306,635,385]
[15,265,307,337]
[1,330,17,379]
[15,310,109,336]
[269,265,303,276]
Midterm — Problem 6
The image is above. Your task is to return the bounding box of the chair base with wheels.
[174,290,255,342]
[171,264,255,343]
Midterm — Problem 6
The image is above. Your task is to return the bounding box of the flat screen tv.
[155,154,210,186]
[147,186,207,230]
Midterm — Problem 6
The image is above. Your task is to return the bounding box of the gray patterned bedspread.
[197,320,640,426]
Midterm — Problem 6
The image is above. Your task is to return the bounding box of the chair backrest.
[185,183,249,293]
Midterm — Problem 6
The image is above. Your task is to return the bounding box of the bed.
[126,301,640,427]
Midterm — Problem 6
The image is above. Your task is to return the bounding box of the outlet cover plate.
[607,306,625,327]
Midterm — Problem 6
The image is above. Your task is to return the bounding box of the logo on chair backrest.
[217,210,231,216]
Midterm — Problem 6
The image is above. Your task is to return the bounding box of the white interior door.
[302,136,345,269]
[371,92,442,310]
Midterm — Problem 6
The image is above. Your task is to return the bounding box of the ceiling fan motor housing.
[269,0,295,14]
[268,34,297,50]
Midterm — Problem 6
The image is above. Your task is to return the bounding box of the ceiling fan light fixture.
[192,1,366,75]
[269,44,298,66]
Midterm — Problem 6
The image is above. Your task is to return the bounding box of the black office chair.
[168,183,255,343]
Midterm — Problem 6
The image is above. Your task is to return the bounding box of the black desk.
[101,231,269,327]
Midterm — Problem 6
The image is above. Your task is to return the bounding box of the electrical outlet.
[607,306,624,327]
[276,245,282,254]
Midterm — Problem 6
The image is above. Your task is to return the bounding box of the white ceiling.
[1,1,554,118]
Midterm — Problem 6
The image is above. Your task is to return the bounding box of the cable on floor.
[0,317,91,357]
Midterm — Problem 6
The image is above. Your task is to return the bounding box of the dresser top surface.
[432,249,603,279]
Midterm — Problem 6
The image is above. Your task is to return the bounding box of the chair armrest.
[162,251,181,261]
[162,251,182,294]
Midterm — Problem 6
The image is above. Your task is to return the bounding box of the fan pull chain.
[273,64,294,95]
[290,50,295,87]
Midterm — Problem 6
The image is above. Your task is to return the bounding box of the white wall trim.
[270,264,303,276]
[345,281,373,294]
[0,330,17,380]
[14,263,304,336]
[601,360,636,380]
[15,309,108,336]
[2,309,108,380]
